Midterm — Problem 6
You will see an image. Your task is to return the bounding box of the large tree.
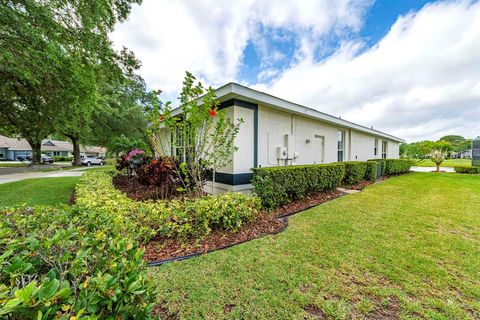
[0,0,142,163]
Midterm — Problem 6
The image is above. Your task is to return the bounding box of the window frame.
[381,140,388,159]
[374,138,378,156]
[337,130,345,162]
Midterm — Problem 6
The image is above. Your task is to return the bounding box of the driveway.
[0,167,93,184]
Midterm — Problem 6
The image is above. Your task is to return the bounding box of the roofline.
[172,82,405,143]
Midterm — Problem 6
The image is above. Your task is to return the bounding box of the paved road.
[0,167,92,184]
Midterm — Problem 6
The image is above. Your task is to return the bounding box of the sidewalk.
[0,167,93,184]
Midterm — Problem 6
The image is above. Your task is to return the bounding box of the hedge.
[365,161,378,182]
[454,166,479,174]
[53,156,73,162]
[343,161,368,185]
[0,206,155,319]
[368,158,413,176]
[252,163,345,208]
[75,171,261,241]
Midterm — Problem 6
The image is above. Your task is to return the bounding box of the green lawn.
[151,173,480,319]
[415,158,472,167]
[0,177,80,207]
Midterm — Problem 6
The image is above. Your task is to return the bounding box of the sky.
[111,0,480,142]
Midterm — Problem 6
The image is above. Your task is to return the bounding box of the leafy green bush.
[368,159,412,176]
[342,161,368,185]
[365,161,378,182]
[252,163,345,208]
[76,171,261,241]
[454,166,479,174]
[52,156,72,162]
[384,159,414,175]
[0,206,155,319]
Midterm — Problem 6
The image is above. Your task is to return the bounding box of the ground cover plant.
[0,177,80,207]
[76,171,262,242]
[0,205,155,319]
[151,173,480,319]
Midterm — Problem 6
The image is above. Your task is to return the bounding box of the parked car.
[41,154,54,164]
[81,156,104,167]
[17,155,27,161]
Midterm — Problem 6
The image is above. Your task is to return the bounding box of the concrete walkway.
[0,167,93,184]
[410,166,455,173]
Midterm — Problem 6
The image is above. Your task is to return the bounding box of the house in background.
[0,135,107,160]
[155,83,405,194]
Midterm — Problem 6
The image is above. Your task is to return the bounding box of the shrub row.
[454,166,480,174]
[0,206,155,319]
[75,171,262,241]
[253,159,414,208]
[368,158,413,175]
[252,163,345,208]
[343,161,368,185]
[52,156,73,162]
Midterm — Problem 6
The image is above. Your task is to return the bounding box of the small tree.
[151,72,242,195]
[429,141,452,172]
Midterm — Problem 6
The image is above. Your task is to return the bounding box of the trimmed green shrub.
[365,161,378,182]
[454,166,479,174]
[343,161,368,185]
[368,159,412,176]
[76,171,261,241]
[252,163,345,208]
[0,206,155,319]
[384,159,414,175]
[52,156,73,162]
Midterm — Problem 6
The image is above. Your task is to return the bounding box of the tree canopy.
[0,0,151,163]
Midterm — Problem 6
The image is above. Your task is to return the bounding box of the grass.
[415,158,472,167]
[0,177,80,207]
[151,173,480,319]
[0,163,29,167]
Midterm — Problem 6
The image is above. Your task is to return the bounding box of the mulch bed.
[143,189,345,264]
[113,175,162,201]
[143,212,286,262]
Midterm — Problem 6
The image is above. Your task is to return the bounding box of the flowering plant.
[126,149,145,161]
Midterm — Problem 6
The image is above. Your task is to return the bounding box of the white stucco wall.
[257,105,399,167]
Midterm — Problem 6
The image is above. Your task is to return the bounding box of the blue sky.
[112,0,480,141]
[238,0,435,85]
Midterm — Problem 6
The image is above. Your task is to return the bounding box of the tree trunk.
[26,139,42,164]
[436,163,440,172]
[31,142,42,164]
[66,134,81,166]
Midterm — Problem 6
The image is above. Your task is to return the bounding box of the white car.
[81,156,104,167]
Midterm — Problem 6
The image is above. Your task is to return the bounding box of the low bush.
[384,159,414,175]
[365,161,378,182]
[0,206,155,319]
[368,159,412,176]
[252,163,345,208]
[76,171,261,241]
[342,161,368,185]
[136,157,179,199]
[454,166,479,174]
[52,156,72,162]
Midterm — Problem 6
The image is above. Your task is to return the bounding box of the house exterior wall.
[155,99,401,194]
[257,104,399,167]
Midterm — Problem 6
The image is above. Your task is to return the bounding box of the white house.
[156,83,404,194]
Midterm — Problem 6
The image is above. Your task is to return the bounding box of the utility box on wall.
[473,138,480,166]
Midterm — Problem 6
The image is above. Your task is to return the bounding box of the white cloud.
[112,0,480,142]
[110,0,372,100]
[257,1,480,141]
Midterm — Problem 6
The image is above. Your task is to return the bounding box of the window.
[382,140,388,159]
[337,130,345,162]
[374,138,378,156]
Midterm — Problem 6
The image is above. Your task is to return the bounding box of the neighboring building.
[0,135,107,160]
[155,83,404,193]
